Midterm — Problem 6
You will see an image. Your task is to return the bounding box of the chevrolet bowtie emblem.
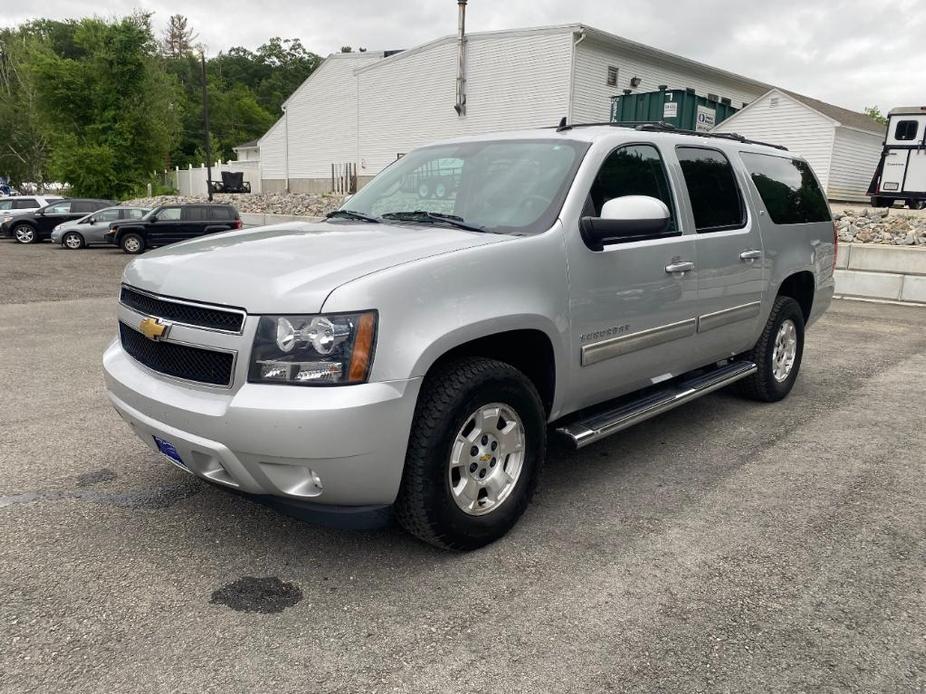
[138,317,169,341]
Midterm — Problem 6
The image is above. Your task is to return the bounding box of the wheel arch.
[775,271,815,324]
[413,321,561,419]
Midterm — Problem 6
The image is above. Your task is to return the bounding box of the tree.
[33,14,180,197]
[864,106,887,126]
[162,14,196,58]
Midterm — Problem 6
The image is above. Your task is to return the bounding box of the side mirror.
[84,217,95,224]
[149,215,158,223]
[580,195,673,251]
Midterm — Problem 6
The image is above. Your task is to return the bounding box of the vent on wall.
[770,96,780,107]
[606,66,618,87]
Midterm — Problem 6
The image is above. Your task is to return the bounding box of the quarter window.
[588,144,676,229]
[895,120,918,141]
[676,147,745,232]
[209,206,234,220]
[740,152,830,224]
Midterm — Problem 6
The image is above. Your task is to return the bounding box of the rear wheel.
[62,231,85,249]
[395,357,546,550]
[120,233,145,254]
[907,199,925,211]
[13,223,36,244]
[735,296,805,402]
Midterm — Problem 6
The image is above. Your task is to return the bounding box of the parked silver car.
[104,125,836,550]
[50,206,150,249]
[0,195,63,226]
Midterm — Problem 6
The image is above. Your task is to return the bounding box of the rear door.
[181,206,209,239]
[564,141,701,410]
[672,146,765,361]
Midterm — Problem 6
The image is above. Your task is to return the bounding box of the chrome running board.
[556,360,757,449]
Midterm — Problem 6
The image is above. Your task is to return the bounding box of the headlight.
[248,312,377,386]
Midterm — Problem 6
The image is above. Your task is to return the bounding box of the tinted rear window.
[676,147,745,232]
[740,152,831,224]
[72,201,95,213]
[183,206,207,221]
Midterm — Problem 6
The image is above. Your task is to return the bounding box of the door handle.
[739,249,762,261]
[665,261,695,274]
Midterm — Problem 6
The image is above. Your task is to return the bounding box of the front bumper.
[103,339,422,510]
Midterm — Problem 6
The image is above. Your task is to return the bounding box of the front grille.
[120,286,244,333]
[120,322,234,386]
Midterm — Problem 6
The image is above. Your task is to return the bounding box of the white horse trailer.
[869,106,926,209]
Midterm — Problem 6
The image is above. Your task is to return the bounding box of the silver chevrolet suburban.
[103,124,836,550]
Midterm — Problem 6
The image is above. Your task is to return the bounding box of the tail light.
[234,219,243,229]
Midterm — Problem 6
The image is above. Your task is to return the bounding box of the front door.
[38,200,74,234]
[672,146,765,361]
[149,206,184,245]
[564,142,701,411]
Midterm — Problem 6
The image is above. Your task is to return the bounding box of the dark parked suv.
[106,203,242,253]
[2,198,114,244]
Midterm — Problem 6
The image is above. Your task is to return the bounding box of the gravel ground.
[0,240,924,692]
[834,208,926,246]
[122,192,347,218]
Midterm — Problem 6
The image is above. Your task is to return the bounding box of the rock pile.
[834,208,926,246]
[122,192,347,218]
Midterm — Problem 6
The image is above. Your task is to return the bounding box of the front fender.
[321,224,572,417]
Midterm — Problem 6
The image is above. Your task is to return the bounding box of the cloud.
[2,0,922,111]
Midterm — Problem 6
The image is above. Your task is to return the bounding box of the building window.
[606,66,618,87]
[707,93,718,102]
[895,120,918,141]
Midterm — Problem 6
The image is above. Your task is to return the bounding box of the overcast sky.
[4,0,923,112]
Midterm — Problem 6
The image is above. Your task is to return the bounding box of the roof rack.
[551,119,788,151]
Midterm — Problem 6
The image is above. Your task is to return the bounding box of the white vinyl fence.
[164,160,262,195]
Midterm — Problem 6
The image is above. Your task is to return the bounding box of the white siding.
[828,127,884,201]
[571,39,764,124]
[284,53,382,179]
[714,91,836,189]
[357,30,574,174]
[258,117,286,180]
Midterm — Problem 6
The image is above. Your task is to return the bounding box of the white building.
[713,89,884,201]
[249,23,882,201]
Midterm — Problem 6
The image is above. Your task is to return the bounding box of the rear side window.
[895,120,918,141]
[676,147,745,232]
[125,208,146,219]
[740,152,831,224]
[0,201,11,210]
[71,201,94,213]
[208,206,234,220]
[14,199,38,209]
[95,209,121,222]
[183,206,207,221]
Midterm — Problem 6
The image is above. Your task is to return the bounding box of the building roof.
[234,139,259,149]
[779,90,884,134]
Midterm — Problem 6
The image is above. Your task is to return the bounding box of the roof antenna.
[556,116,571,132]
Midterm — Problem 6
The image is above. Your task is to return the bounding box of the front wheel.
[13,223,37,244]
[120,233,145,254]
[735,296,805,402]
[62,231,85,249]
[395,357,546,550]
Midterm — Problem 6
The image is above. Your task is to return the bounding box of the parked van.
[869,106,926,209]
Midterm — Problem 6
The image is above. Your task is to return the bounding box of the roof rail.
[550,119,788,151]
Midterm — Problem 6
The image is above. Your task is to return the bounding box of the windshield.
[342,139,589,235]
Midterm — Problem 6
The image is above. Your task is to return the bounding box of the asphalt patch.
[76,468,118,487]
[210,576,303,614]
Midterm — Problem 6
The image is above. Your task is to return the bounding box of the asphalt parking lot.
[1,240,924,693]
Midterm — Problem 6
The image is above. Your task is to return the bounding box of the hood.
[122,221,507,313]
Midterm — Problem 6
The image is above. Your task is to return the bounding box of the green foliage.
[0,13,321,195]
[864,106,888,126]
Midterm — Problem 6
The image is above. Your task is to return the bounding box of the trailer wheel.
[870,196,887,208]
[907,199,925,211]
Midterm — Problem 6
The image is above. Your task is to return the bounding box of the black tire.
[120,232,145,254]
[62,231,85,250]
[907,199,925,211]
[735,296,805,402]
[870,196,886,208]
[395,357,546,551]
[12,223,37,244]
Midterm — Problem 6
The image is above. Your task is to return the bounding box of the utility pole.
[200,51,213,202]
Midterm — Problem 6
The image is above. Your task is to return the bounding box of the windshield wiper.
[380,210,487,233]
[326,209,381,223]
